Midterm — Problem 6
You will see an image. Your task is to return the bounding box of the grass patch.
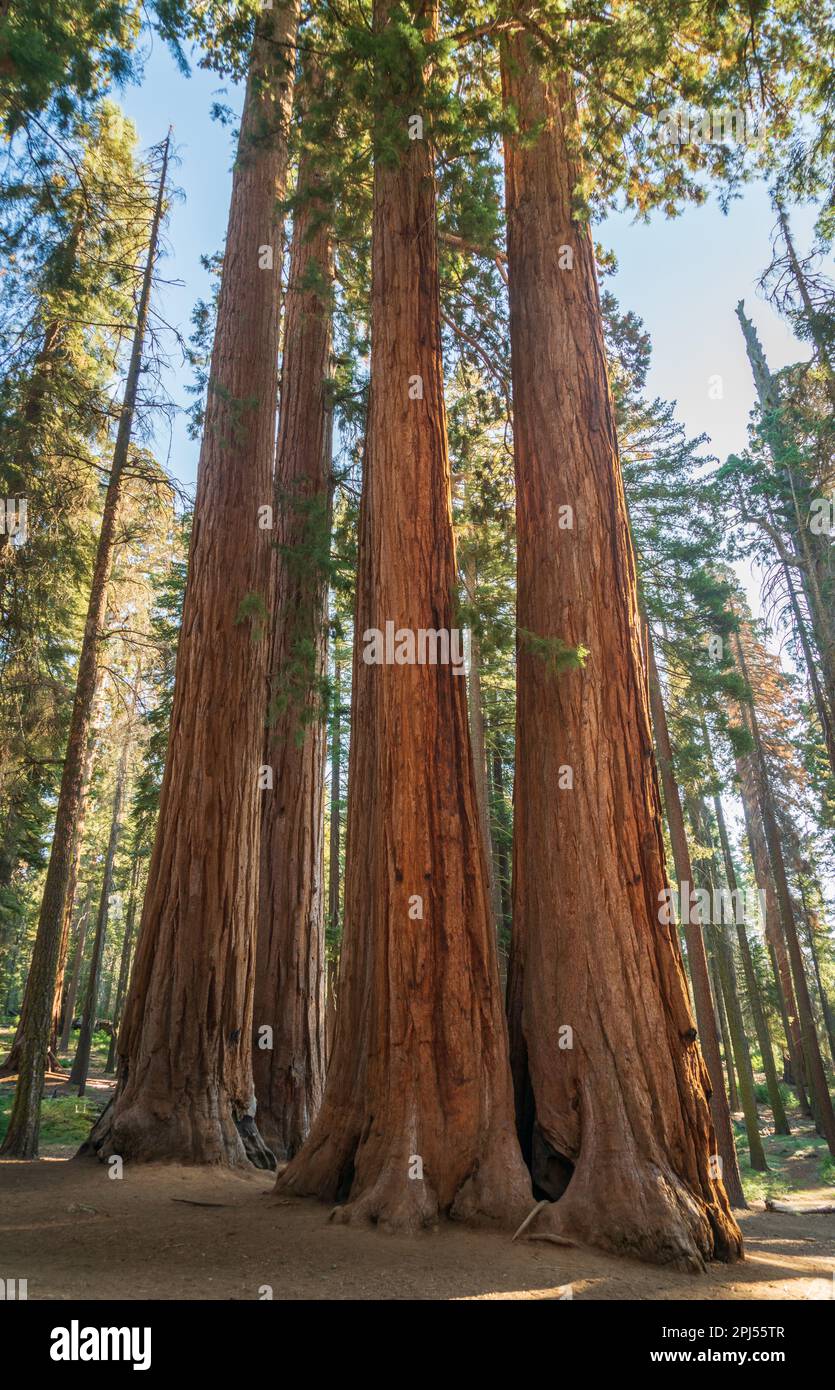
[739,1122,831,1203]
[0,1090,101,1147]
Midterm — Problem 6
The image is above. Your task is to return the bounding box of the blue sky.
[120,39,834,879]
[122,39,826,499]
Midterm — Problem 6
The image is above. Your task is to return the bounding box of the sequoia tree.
[501,28,742,1264]
[254,63,333,1159]
[276,0,531,1229]
[82,2,300,1166]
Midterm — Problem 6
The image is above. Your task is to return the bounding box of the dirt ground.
[0,1154,832,1301]
[2,1056,833,1300]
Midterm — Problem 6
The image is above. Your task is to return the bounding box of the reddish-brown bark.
[275,1,531,1230]
[254,91,332,1159]
[501,36,743,1267]
[82,5,300,1167]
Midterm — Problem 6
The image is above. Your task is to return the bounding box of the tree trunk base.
[234,1112,276,1171]
[276,1124,532,1233]
[78,1089,274,1170]
[0,1044,62,1076]
[526,1155,744,1271]
[0,1045,46,1158]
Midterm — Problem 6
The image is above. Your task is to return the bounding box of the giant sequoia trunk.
[254,90,332,1160]
[0,138,170,1160]
[276,0,531,1230]
[501,35,742,1265]
[81,5,299,1168]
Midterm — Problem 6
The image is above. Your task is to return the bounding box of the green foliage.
[0,100,156,948]
[0,1,141,133]
[236,591,268,644]
[518,629,589,677]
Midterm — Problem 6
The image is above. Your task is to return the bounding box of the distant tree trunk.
[643,627,745,1207]
[500,29,742,1266]
[105,855,141,1074]
[489,739,512,943]
[714,928,771,1170]
[463,560,500,932]
[276,0,531,1230]
[82,6,299,1169]
[326,658,342,1058]
[327,660,342,941]
[51,727,98,1055]
[737,302,835,737]
[0,137,170,1159]
[1,711,99,1075]
[775,200,835,409]
[689,793,767,1172]
[69,737,130,1094]
[710,945,739,1111]
[779,549,835,777]
[734,631,835,1156]
[797,880,835,1068]
[58,890,92,1054]
[708,769,789,1134]
[736,749,810,1115]
[254,77,332,1159]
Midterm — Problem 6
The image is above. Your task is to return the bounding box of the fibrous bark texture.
[81,5,299,1168]
[501,34,743,1268]
[254,88,331,1159]
[275,0,531,1231]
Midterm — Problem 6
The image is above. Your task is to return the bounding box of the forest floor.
[1,1031,834,1301]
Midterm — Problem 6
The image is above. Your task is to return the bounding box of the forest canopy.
[0,0,834,1311]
